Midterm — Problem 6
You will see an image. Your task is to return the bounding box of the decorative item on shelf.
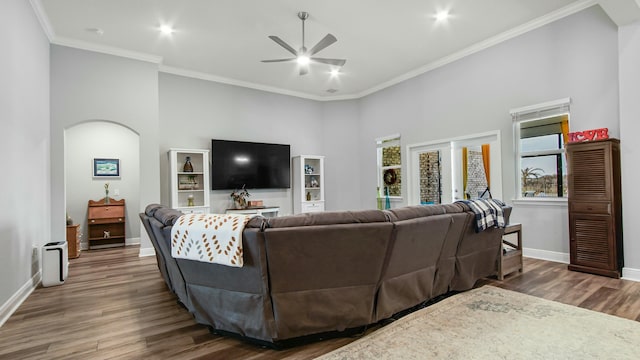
[183,156,194,172]
[230,184,250,209]
[104,183,110,204]
[568,128,609,143]
[306,191,311,201]
[66,212,73,226]
[376,187,383,210]
[187,194,195,207]
[248,200,264,207]
[188,175,198,189]
[103,230,110,239]
[179,175,198,190]
[310,177,319,188]
[304,164,314,174]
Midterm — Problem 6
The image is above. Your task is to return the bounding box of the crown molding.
[352,0,598,99]
[52,36,163,64]
[29,0,163,64]
[29,0,54,41]
[159,65,332,101]
[598,0,640,26]
[29,0,597,102]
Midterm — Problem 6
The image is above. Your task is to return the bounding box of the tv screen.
[211,139,291,190]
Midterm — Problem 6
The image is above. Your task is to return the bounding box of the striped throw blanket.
[171,213,253,267]
[458,199,506,232]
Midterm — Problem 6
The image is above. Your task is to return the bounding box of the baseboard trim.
[139,247,156,257]
[523,248,569,264]
[0,271,41,328]
[125,237,140,246]
[523,248,639,283]
[622,267,640,282]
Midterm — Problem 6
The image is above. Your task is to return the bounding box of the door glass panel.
[465,146,489,199]
[419,151,441,204]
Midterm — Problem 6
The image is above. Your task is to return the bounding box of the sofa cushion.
[266,210,388,228]
[154,208,183,226]
[145,203,163,217]
[385,203,465,222]
[246,215,267,229]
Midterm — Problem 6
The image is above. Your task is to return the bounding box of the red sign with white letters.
[567,128,609,143]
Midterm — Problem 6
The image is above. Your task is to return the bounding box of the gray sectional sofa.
[140,202,510,346]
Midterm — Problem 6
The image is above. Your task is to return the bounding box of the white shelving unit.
[169,148,210,214]
[292,155,325,214]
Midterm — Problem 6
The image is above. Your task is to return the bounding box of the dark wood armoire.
[567,138,623,278]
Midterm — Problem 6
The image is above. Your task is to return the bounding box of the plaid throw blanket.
[457,199,506,232]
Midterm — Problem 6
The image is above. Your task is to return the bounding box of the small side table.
[498,223,522,280]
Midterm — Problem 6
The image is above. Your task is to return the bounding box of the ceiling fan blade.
[310,57,346,66]
[261,58,296,63]
[308,34,337,56]
[268,36,298,56]
[299,65,309,76]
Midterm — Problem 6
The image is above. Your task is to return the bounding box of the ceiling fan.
[261,11,346,75]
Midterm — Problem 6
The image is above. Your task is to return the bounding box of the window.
[511,99,570,199]
[377,135,401,201]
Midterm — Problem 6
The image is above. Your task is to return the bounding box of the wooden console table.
[66,224,81,259]
[87,198,126,249]
[498,223,523,280]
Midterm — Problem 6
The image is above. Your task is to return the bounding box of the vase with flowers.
[230,185,250,209]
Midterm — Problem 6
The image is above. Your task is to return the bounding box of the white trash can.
[42,241,68,287]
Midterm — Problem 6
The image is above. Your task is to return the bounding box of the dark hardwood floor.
[1,246,639,359]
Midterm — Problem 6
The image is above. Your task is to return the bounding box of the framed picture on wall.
[93,158,120,177]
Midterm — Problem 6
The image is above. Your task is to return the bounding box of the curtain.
[560,115,570,145]
[481,144,490,188]
[462,147,468,199]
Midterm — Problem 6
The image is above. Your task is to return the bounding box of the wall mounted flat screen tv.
[211,139,291,190]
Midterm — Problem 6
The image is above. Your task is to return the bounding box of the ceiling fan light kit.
[262,11,346,76]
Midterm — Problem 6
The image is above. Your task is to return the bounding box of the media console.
[225,207,280,218]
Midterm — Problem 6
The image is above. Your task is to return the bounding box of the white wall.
[619,20,640,276]
[65,122,140,248]
[0,0,50,322]
[158,73,324,215]
[354,6,620,256]
[50,46,160,254]
[321,100,362,210]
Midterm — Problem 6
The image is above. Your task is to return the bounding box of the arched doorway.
[64,121,140,250]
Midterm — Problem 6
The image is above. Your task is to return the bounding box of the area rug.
[315,286,640,359]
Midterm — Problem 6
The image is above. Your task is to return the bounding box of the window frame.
[511,98,570,201]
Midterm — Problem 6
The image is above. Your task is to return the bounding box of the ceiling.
[33,0,639,100]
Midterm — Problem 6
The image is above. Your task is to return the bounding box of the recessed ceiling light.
[159,25,174,35]
[85,27,104,36]
[435,10,450,22]
[330,68,340,77]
